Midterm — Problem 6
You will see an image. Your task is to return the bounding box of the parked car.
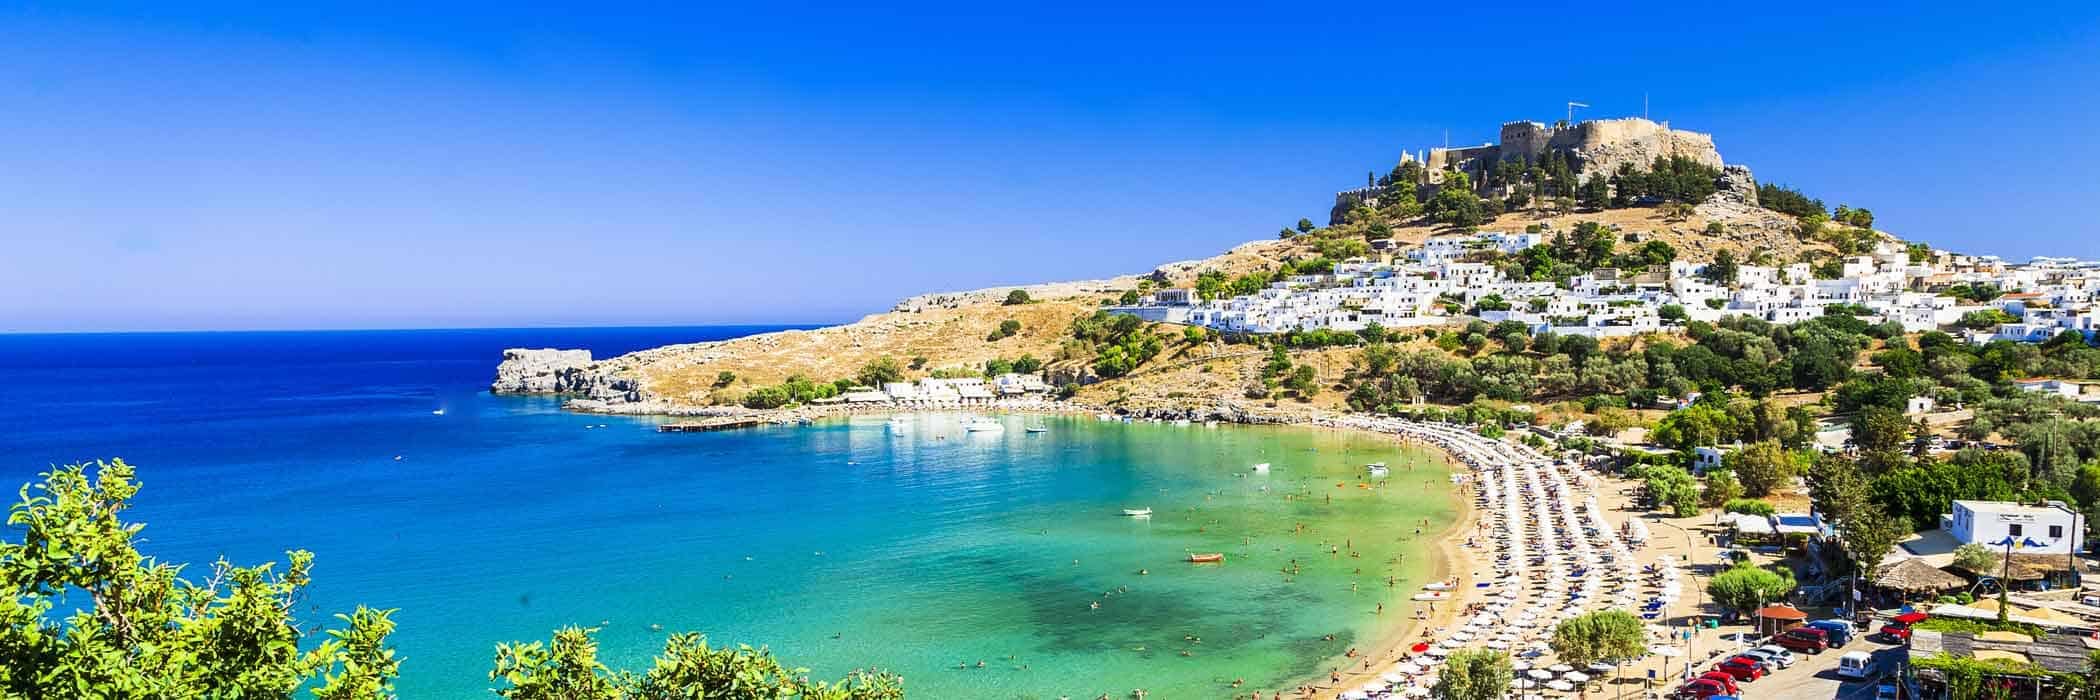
[1839,650,1876,679]
[1715,656,1767,681]
[1881,611,1929,642]
[1675,678,1732,699]
[1742,645,1796,669]
[1776,627,1831,653]
[1696,671,1742,695]
[1809,619,1857,646]
[1875,682,1902,700]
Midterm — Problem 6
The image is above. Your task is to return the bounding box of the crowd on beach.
[1272,416,1690,700]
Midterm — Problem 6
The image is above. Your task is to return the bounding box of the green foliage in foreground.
[0,459,401,699]
[491,627,903,700]
[1,461,905,699]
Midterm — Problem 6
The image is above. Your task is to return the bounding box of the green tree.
[713,371,738,388]
[1182,326,1210,345]
[1549,609,1646,668]
[1118,289,1140,305]
[1433,648,1511,700]
[857,357,904,387]
[0,460,402,699]
[1701,249,1740,285]
[1287,364,1319,398]
[1952,543,1997,573]
[1836,504,1907,576]
[1706,562,1797,616]
[490,627,903,700]
[1702,469,1744,507]
[1297,218,1315,233]
[1726,440,1797,498]
[1002,289,1031,306]
[1012,355,1043,374]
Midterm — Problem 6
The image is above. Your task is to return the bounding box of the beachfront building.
[1944,500,2086,555]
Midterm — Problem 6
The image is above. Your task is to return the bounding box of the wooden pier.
[657,417,768,433]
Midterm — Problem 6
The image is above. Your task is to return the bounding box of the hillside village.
[490,113,2100,697]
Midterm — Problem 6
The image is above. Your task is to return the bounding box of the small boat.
[1025,426,1049,433]
[1366,462,1390,476]
[1186,553,1225,563]
[1122,508,1153,517]
[431,408,446,416]
[1423,581,1455,591]
[1410,591,1450,601]
[1251,462,1270,473]
[1097,413,1115,421]
[964,417,1004,432]
[1172,419,1191,427]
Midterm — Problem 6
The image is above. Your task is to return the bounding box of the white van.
[1838,650,1874,679]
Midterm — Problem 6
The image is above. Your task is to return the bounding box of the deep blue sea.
[0,327,1454,698]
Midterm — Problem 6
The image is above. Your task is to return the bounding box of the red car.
[1696,671,1742,695]
[1675,678,1731,699]
[1715,656,1767,681]
[1882,611,1929,642]
[1775,627,1831,654]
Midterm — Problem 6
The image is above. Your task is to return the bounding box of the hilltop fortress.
[1335,116,1731,223]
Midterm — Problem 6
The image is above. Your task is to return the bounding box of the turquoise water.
[0,329,1456,698]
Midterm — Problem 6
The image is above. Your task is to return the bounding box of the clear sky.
[5,2,2098,332]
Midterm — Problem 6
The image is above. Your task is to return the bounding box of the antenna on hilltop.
[1567,101,1589,124]
[1643,93,1650,120]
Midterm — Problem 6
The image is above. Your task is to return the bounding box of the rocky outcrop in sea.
[491,349,648,404]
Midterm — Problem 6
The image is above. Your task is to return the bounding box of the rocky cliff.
[491,348,648,403]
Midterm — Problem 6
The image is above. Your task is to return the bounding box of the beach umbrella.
[1526,669,1552,680]
[1513,678,1537,689]
[1648,644,1683,658]
[1511,660,1531,671]
[1424,646,1449,657]
[1485,640,1510,649]
[1547,664,1573,674]
[1396,662,1424,675]
[1546,680,1575,692]
[1404,687,1431,697]
[1338,691,1367,700]
[1563,671,1590,683]
[1409,642,1431,654]
[1381,672,1405,683]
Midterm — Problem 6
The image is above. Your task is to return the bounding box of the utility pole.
[1644,93,1650,121]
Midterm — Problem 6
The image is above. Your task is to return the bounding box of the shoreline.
[1284,432,1477,700]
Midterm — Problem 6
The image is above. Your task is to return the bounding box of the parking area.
[1682,635,1905,699]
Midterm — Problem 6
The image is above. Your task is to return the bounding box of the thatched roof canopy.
[1876,557,1968,592]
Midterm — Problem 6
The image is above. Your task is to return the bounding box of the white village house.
[1943,500,2087,556]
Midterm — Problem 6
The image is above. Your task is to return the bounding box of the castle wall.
[1498,121,1553,163]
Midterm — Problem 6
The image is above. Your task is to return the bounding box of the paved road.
[1706,636,1903,699]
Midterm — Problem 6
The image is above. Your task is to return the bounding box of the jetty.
[657,417,766,433]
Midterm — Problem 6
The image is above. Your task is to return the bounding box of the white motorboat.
[1024,426,1048,433]
[1122,508,1153,517]
[1367,462,1390,476]
[1251,462,1270,473]
[1096,413,1115,421]
[965,417,1005,432]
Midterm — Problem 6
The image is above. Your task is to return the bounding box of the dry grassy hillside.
[633,300,1102,404]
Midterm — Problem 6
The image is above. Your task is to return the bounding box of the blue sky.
[4,2,2097,332]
